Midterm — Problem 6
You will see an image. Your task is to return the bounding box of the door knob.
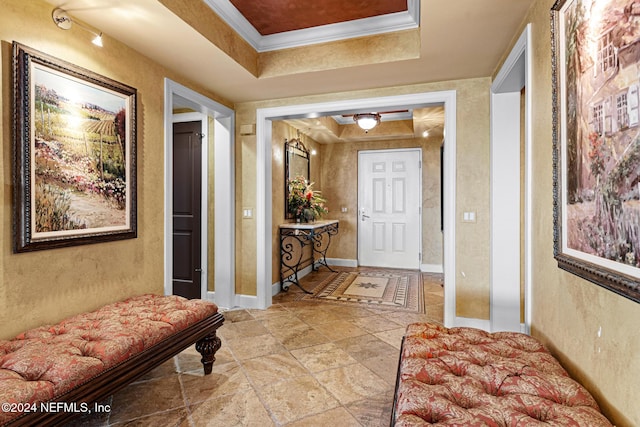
[361,214,370,221]
[194,268,202,272]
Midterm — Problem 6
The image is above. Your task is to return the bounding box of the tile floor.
[69,269,444,426]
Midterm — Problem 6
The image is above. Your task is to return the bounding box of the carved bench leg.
[195,332,222,375]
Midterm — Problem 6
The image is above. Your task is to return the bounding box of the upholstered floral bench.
[392,323,612,426]
[0,294,224,426]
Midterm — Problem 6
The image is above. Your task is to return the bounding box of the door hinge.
[419,160,422,169]
[419,252,422,261]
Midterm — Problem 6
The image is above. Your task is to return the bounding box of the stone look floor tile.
[314,364,390,404]
[327,305,378,319]
[175,343,235,373]
[425,291,444,306]
[360,352,402,385]
[286,406,362,427]
[247,304,290,318]
[189,388,275,426]
[290,342,358,372]
[334,333,398,362]
[381,311,430,327]
[222,309,255,323]
[204,345,236,367]
[87,269,442,425]
[295,308,350,325]
[259,313,307,331]
[317,319,368,340]
[181,362,252,404]
[280,299,325,309]
[108,376,185,424]
[257,375,339,424]
[346,392,396,427]
[61,397,112,427]
[241,352,308,389]
[225,333,288,360]
[272,324,331,350]
[217,319,270,341]
[350,314,403,333]
[427,304,444,323]
[110,408,190,426]
[374,327,407,349]
[138,358,177,381]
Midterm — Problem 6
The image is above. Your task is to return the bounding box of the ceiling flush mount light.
[353,113,381,133]
[52,8,103,47]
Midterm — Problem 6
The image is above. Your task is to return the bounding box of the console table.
[279,220,339,293]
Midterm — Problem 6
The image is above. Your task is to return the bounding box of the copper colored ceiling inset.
[229,0,408,35]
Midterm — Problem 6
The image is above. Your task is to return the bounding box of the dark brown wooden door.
[172,121,202,299]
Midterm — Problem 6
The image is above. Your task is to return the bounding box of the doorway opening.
[490,25,532,333]
[163,79,235,308]
[256,91,457,327]
[172,120,203,299]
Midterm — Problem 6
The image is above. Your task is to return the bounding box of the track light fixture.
[52,8,103,47]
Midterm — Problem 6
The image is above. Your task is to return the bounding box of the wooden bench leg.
[195,331,222,375]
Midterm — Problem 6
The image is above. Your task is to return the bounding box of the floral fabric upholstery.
[393,323,612,426]
[0,294,218,425]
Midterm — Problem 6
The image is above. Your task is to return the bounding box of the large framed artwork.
[552,0,640,302]
[12,42,137,252]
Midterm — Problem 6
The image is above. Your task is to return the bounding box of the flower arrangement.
[287,176,328,222]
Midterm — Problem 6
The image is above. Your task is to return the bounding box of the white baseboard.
[454,317,491,332]
[326,258,358,267]
[206,291,217,304]
[207,290,262,310]
[233,293,260,309]
[271,264,315,296]
[453,317,528,334]
[421,263,443,273]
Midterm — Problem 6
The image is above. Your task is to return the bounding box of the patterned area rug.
[308,270,424,313]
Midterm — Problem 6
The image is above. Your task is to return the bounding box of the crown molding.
[203,0,420,52]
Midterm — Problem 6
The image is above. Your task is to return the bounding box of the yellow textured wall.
[0,0,228,339]
[318,137,442,266]
[270,121,321,284]
[235,77,491,317]
[498,2,640,425]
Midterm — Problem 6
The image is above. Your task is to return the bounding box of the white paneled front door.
[358,149,421,269]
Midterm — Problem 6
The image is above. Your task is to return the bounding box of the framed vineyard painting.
[551,0,640,303]
[12,42,137,252]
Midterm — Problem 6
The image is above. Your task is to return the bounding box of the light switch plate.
[463,211,476,223]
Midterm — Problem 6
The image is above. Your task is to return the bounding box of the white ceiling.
[43,0,535,104]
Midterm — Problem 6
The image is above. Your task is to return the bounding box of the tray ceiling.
[204,0,418,51]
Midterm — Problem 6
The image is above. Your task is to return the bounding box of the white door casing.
[358,149,422,269]
[490,25,531,333]
[164,78,235,308]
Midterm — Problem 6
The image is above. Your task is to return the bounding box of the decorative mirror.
[284,138,310,219]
